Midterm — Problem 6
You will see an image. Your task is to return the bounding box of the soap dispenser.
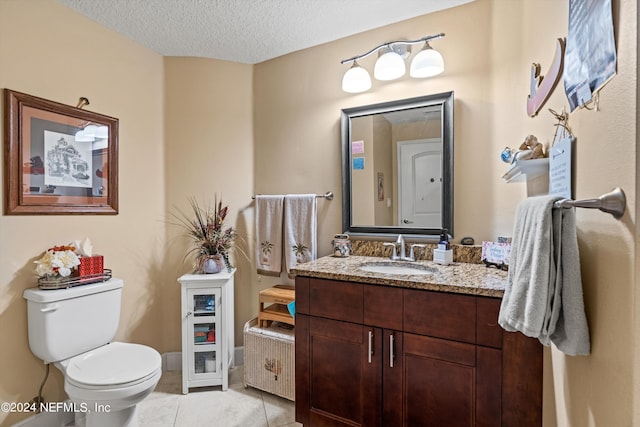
[433,229,453,265]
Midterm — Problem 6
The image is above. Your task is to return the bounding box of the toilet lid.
[66,342,161,387]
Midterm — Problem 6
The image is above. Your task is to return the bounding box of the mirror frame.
[341,91,454,238]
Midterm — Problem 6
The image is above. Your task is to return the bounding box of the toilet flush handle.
[40,304,59,313]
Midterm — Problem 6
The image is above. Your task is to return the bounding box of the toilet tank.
[23,278,124,364]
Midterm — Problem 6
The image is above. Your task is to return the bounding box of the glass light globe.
[374,49,406,81]
[410,45,444,78]
[342,62,372,93]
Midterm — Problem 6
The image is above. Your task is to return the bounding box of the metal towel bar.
[252,191,333,200]
[554,187,626,219]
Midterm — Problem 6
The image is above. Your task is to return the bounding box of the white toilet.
[23,278,162,427]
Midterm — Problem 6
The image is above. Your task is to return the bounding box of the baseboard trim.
[162,351,182,371]
[10,402,74,427]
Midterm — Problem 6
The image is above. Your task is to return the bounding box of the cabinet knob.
[186,311,193,318]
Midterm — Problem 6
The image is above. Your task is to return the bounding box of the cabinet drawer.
[364,284,403,330]
[403,289,476,344]
[308,278,363,324]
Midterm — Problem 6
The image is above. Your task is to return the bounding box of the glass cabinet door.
[187,288,221,379]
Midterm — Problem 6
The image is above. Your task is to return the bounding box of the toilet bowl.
[23,279,161,427]
[57,342,162,427]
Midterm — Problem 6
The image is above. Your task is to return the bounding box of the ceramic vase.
[200,254,224,274]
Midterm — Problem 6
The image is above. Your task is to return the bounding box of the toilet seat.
[63,342,161,390]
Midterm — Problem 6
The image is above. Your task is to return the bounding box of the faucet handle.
[408,244,427,261]
[383,242,398,260]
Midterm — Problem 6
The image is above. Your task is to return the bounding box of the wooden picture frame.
[4,89,118,214]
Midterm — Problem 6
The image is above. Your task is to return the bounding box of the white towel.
[255,195,284,276]
[498,195,590,355]
[283,194,317,274]
[547,204,590,355]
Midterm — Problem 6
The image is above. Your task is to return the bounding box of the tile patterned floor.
[138,367,301,427]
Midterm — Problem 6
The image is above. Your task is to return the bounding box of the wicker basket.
[243,318,294,401]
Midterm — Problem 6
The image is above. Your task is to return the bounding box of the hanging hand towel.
[498,195,590,355]
[283,194,317,275]
[547,204,590,355]
[255,195,284,276]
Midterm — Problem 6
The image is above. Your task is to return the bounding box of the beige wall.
[0,0,637,426]
[350,116,375,225]
[0,1,165,425]
[163,56,254,350]
[254,1,637,426]
[372,116,392,225]
[0,1,253,426]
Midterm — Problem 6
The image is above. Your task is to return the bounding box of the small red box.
[78,255,104,276]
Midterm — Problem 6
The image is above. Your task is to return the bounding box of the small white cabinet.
[178,270,235,394]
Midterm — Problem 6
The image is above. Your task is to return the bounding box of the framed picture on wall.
[3,89,118,214]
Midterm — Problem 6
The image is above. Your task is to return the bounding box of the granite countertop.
[291,255,508,298]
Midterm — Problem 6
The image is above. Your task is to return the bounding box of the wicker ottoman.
[243,318,295,401]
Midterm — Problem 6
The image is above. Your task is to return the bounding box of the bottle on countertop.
[438,229,450,251]
[434,229,453,265]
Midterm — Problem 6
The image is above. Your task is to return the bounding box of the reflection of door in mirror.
[398,139,442,228]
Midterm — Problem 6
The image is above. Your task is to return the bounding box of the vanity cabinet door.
[382,329,403,426]
[296,313,382,427]
[399,333,502,427]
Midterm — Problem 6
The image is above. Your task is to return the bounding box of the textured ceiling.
[56,0,473,64]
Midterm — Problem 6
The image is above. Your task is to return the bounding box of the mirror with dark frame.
[341,91,454,238]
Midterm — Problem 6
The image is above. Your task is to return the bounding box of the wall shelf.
[501,158,549,183]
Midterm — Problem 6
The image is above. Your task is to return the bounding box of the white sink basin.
[359,262,435,275]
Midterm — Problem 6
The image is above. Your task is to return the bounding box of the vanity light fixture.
[341,33,445,93]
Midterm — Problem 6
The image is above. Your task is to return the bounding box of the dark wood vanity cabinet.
[295,276,542,427]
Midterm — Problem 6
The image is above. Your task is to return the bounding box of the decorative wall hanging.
[548,109,575,199]
[4,89,118,214]
[527,38,565,117]
[564,0,617,112]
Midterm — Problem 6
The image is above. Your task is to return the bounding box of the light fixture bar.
[340,33,445,64]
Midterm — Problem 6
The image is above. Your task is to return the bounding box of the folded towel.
[283,194,317,274]
[498,195,590,355]
[255,195,284,276]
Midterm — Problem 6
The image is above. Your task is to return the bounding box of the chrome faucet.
[407,243,426,261]
[383,235,406,261]
[383,241,399,260]
[383,235,427,261]
[396,234,406,260]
